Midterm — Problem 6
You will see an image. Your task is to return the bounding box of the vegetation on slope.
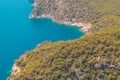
[30,0,120,31]
[8,0,120,80]
[8,25,120,80]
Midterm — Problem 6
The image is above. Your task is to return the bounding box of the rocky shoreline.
[11,64,21,75]
[7,0,120,79]
[29,13,93,33]
[29,0,94,33]
[29,10,93,33]
[7,64,21,80]
[8,0,94,79]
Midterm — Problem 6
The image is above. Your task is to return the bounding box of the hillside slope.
[8,0,120,80]
[29,0,120,32]
[8,26,120,80]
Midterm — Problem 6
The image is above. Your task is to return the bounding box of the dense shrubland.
[8,0,120,80]
[8,25,120,80]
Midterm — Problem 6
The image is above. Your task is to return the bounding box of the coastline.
[29,9,93,33]
[7,64,21,80]
[7,0,120,79]
[8,0,93,79]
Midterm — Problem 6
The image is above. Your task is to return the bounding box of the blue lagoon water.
[0,0,84,80]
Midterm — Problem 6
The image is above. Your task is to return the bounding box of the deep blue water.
[0,0,84,80]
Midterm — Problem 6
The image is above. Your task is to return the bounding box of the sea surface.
[0,0,84,80]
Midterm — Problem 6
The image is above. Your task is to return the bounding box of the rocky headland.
[29,0,97,32]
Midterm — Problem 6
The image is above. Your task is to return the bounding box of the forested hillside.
[8,0,120,80]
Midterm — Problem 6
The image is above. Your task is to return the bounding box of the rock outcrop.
[29,0,96,32]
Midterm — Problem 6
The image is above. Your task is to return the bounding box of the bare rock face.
[7,64,21,80]
[11,64,21,75]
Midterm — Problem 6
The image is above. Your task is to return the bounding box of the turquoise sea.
[0,0,84,80]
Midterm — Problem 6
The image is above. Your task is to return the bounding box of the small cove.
[0,0,84,80]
